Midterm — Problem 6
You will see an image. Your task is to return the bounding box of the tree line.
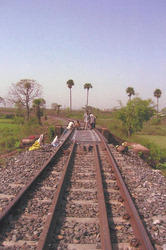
[1,81,162,115]
[126,86,162,114]
[116,87,162,136]
[0,79,93,123]
[66,79,93,110]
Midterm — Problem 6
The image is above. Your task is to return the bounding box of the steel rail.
[94,144,112,250]
[37,141,76,250]
[95,129,154,250]
[0,130,73,224]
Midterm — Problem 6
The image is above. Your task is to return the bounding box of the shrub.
[158,162,166,170]
[117,98,155,136]
[27,117,38,125]
[13,116,24,124]
[139,140,166,168]
[2,136,18,151]
[48,126,55,141]
[4,114,14,119]
[15,140,21,148]
[150,117,161,125]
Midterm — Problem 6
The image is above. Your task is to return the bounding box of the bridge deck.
[72,129,101,143]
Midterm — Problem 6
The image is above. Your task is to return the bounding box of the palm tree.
[154,89,162,114]
[84,83,92,106]
[33,98,46,124]
[51,103,62,116]
[0,97,5,107]
[66,79,74,111]
[126,87,135,101]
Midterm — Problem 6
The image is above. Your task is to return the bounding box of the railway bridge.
[0,128,164,249]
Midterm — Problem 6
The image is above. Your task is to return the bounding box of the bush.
[158,162,166,170]
[146,143,161,167]
[13,116,24,124]
[4,114,15,119]
[27,117,38,125]
[0,136,18,151]
[138,140,166,168]
[48,126,55,141]
[6,137,16,149]
[150,117,161,125]
[15,140,21,148]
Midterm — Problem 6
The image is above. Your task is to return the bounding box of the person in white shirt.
[66,121,74,130]
[83,112,90,130]
[62,120,75,135]
[89,113,96,129]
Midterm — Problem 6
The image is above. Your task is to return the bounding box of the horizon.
[0,0,166,109]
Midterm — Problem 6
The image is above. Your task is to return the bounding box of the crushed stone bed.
[110,144,166,248]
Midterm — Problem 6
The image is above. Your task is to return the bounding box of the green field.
[0,117,44,154]
[0,119,20,131]
[0,113,65,154]
[0,119,21,153]
[132,135,166,150]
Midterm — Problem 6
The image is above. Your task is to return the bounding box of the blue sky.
[0,0,166,109]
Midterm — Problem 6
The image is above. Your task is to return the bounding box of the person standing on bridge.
[83,111,90,130]
[89,113,96,129]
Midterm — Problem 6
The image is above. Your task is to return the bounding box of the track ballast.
[0,128,165,249]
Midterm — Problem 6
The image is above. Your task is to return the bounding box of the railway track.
[0,128,161,249]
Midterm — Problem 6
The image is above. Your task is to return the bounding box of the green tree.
[33,98,46,124]
[8,79,42,120]
[117,97,155,136]
[14,100,25,117]
[0,97,3,103]
[51,103,62,116]
[126,87,135,101]
[161,107,166,115]
[66,79,74,110]
[154,89,162,114]
[84,83,92,106]
[0,96,5,107]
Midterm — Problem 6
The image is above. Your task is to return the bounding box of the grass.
[0,118,44,154]
[130,120,166,176]
[132,135,166,150]
[0,122,20,132]
[140,124,166,136]
[97,118,127,139]
[0,118,22,153]
[0,113,66,155]
[0,118,15,123]
[1,108,166,176]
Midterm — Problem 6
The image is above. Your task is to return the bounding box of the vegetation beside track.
[0,116,42,154]
[1,107,166,176]
[66,109,166,176]
[0,112,64,155]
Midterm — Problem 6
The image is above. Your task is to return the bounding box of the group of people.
[29,112,96,151]
[63,111,96,132]
[63,111,96,133]
[83,111,96,130]
[62,120,81,134]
